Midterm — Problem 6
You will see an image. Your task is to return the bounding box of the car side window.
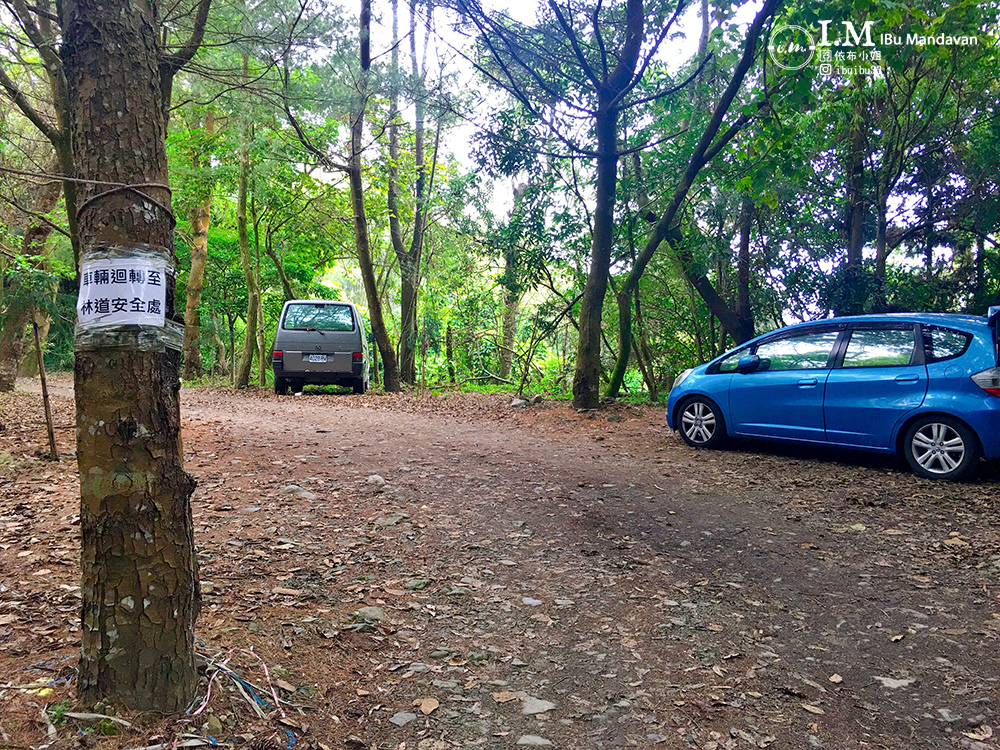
[923,326,972,363]
[752,331,839,371]
[841,328,915,368]
[716,346,752,373]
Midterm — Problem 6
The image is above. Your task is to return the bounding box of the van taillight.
[352,352,363,361]
[971,367,1000,397]
[273,350,283,358]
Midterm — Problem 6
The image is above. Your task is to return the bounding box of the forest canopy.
[1,0,998,403]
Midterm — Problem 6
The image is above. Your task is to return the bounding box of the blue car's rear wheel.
[903,415,980,481]
[678,397,725,449]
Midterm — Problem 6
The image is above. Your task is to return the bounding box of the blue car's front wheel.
[678,397,726,449]
[903,415,981,481]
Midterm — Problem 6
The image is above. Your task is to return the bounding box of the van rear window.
[282,304,355,332]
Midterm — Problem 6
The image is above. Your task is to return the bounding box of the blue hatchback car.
[666,311,1000,480]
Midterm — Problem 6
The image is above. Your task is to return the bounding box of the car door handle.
[894,374,920,384]
[797,378,818,387]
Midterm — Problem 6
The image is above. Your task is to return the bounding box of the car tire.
[274,376,287,396]
[903,415,981,481]
[352,378,366,395]
[678,397,726,449]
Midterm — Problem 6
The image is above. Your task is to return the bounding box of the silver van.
[271,300,370,395]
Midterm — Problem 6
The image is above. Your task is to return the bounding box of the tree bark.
[182,111,214,381]
[63,0,200,711]
[351,0,400,391]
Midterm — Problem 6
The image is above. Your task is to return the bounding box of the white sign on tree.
[76,258,168,328]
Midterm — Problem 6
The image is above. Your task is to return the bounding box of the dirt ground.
[2,376,999,750]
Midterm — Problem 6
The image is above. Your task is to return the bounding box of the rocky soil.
[1,377,999,750]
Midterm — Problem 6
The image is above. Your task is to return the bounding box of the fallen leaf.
[890,634,905,642]
[271,587,304,596]
[828,674,843,684]
[802,704,825,715]
[492,691,518,703]
[414,697,439,715]
[962,726,994,741]
[275,679,296,692]
[943,537,969,547]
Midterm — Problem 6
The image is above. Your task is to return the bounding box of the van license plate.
[307,354,327,363]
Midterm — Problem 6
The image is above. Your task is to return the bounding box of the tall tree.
[63,0,210,710]
[458,0,706,407]
[604,0,778,395]
[351,0,402,391]
[388,0,440,385]
[182,110,214,380]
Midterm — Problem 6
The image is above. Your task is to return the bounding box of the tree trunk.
[235,125,259,389]
[446,323,456,384]
[63,0,198,711]
[841,92,868,315]
[632,288,657,402]
[351,0,400,391]
[182,111,213,381]
[209,312,229,376]
[498,244,519,380]
[572,94,620,409]
[264,232,295,300]
[735,197,754,337]
[0,162,62,391]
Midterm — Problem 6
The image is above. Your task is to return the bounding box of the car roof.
[777,312,989,334]
[283,299,357,309]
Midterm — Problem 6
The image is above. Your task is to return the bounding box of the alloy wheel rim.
[682,402,716,444]
[911,423,965,474]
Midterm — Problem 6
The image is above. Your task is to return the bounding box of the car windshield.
[282,303,354,331]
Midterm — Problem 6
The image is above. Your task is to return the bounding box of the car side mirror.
[736,354,761,374]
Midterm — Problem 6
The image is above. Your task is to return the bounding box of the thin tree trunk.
[64,0,200,710]
[235,112,259,389]
[351,0,400,391]
[632,288,658,402]
[210,312,229,376]
[736,197,754,336]
[264,233,294,299]
[182,110,213,381]
[446,323,455,384]
[499,246,519,379]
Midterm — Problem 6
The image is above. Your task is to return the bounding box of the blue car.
[666,310,1000,480]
